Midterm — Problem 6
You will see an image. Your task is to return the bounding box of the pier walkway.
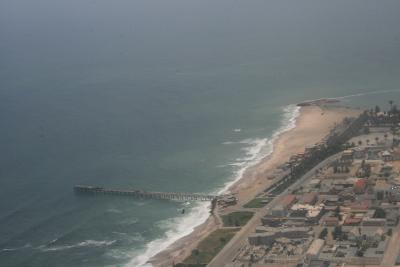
[74,185,217,201]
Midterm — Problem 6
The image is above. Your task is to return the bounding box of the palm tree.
[366,139,370,146]
[375,137,379,144]
[389,100,394,109]
[384,133,388,142]
[358,140,363,146]
[393,105,398,115]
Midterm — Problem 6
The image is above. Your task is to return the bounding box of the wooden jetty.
[74,185,217,202]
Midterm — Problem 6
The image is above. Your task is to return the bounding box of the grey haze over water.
[1,0,400,266]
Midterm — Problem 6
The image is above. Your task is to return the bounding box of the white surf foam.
[39,239,116,252]
[125,202,210,267]
[216,104,300,195]
[118,218,139,225]
[107,208,122,214]
[301,89,400,104]
[125,104,300,267]
[222,141,235,145]
[333,89,400,100]
[1,243,31,252]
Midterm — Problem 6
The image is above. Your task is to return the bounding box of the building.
[353,147,366,159]
[362,218,386,227]
[218,194,237,206]
[354,179,367,194]
[281,194,297,208]
[248,227,311,246]
[341,150,354,163]
[321,216,339,226]
[349,200,371,212]
[261,216,285,227]
[380,163,393,177]
[392,147,400,160]
[270,194,297,217]
[271,206,287,217]
[255,226,278,233]
[308,179,321,188]
[290,203,324,221]
[387,211,399,226]
[382,150,393,161]
[343,218,361,226]
[299,192,318,205]
[319,195,340,206]
[375,180,390,199]
[318,239,388,265]
[334,178,356,188]
[248,232,276,246]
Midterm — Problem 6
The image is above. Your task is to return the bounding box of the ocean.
[1,0,400,266]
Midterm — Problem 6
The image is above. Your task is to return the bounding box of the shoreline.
[148,105,361,267]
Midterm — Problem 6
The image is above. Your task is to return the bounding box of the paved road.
[380,224,400,267]
[208,153,342,267]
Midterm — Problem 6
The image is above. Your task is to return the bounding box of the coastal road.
[380,224,400,267]
[207,152,342,267]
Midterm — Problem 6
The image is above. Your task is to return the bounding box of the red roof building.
[299,192,318,205]
[344,218,362,226]
[349,200,371,211]
[322,217,339,226]
[354,179,367,194]
[280,194,297,209]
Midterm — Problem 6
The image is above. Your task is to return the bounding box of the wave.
[125,202,210,267]
[300,89,400,104]
[39,239,116,252]
[222,141,235,145]
[106,249,133,260]
[333,89,400,100]
[133,201,148,207]
[106,208,123,214]
[216,104,300,195]
[1,243,31,252]
[118,218,139,226]
[125,104,300,267]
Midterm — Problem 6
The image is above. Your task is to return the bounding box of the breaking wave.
[125,104,300,267]
[39,240,116,252]
[125,202,210,267]
[334,89,400,100]
[1,243,31,252]
[217,104,300,195]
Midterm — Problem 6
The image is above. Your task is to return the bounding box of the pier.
[74,185,217,201]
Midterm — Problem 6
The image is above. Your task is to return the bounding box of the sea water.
[1,0,400,266]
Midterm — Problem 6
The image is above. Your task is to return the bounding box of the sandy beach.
[149,105,361,267]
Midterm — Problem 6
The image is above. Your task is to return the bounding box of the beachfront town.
[177,104,400,267]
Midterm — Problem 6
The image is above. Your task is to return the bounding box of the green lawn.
[180,228,238,266]
[222,211,254,227]
[243,197,269,208]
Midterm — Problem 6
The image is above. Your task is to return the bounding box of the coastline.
[147,105,361,267]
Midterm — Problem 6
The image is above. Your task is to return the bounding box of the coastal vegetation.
[222,211,254,227]
[178,228,238,266]
[266,111,369,196]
